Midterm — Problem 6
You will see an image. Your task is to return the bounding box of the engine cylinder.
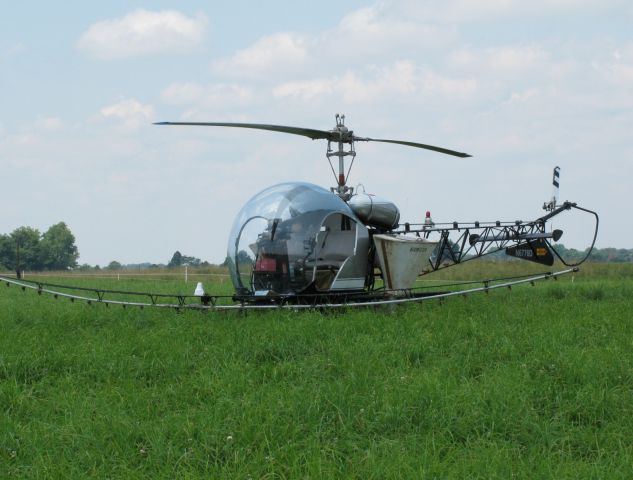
[348,193,400,230]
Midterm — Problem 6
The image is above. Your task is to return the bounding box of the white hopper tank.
[373,234,438,291]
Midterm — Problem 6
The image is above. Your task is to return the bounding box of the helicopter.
[153,114,599,305]
[0,114,598,310]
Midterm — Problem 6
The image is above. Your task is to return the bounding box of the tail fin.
[506,239,554,266]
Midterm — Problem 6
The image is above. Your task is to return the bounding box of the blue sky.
[1,1,631,265]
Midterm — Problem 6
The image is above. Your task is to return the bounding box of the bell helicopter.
[153,114,598,305]
[0,114,598,310]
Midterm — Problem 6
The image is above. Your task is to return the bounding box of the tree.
[39,222,79,270]
[0,223,79,272]
[168,251,202,267]
[8,227,42,271]
[168,251,183,267]
[222,250,253,267]
[0,234,11,270]
[107,261,122,270]
[181,255,201,267]
[237,250,253,264]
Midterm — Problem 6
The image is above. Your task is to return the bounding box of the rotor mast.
[327,114,356,200]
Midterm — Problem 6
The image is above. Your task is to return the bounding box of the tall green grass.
[1,263,632,478]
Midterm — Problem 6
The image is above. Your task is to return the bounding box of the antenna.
[543,166,560,212]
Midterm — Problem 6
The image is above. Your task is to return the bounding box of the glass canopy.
[227,182,368,295]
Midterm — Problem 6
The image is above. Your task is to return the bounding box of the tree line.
[0,223,215,273]
[0,222,79,274]
[92,252,209,271]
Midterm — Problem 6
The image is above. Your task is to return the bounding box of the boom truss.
[389,201,598,275]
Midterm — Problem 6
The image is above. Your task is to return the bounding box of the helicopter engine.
[348,192,400,230]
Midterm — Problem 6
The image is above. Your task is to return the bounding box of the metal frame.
[387,201,598,277]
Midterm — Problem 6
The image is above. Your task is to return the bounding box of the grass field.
[1,263,632,478]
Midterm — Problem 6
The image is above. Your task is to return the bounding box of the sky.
[1,0,631,266]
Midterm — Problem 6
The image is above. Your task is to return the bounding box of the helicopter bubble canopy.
[227,182,369,295]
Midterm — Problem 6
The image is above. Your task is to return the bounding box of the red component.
[338,173,345,186]
[425,210,431,218]
[255,257,276,272]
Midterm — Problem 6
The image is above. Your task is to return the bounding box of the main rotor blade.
[358,137,471,158]
[155,121,472,157]
[154,121,333,141]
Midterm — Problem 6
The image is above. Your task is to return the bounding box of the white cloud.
[272,79,334,101]
[273,62,477,103]
[449,45,550,74]
[608,62,633,85]
[334,4,455,53]
[211,6,453,80]
[161,82,253,107]
[97,99,155,132]
[0,42,26,61]
[336,62,418,102]
[394,0,627,23]
[211,33,308,76]
[600,46,633,87]
[159,82,256,121]
[34,116,64,132]
[0,118,66,170]
[160,82,206,105]
[78,9,207,59]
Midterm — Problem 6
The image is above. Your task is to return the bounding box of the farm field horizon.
[1,263,632,478]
